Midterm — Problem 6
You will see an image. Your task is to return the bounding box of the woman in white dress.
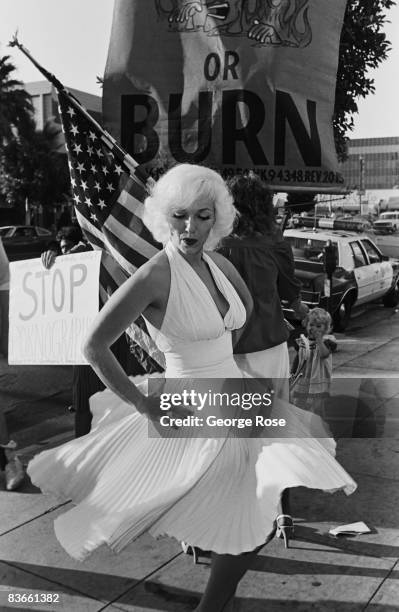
[28,164,356,611]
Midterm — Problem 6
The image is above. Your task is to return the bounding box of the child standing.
[290,307,337,419]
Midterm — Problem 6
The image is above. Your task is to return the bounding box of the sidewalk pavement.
[1,304,399,611]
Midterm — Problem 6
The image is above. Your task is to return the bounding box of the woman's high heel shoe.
[276,514,295,549]
[181,541,211,565]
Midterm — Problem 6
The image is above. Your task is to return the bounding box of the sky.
[0,0,398,140]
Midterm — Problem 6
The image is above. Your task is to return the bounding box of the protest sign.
[8,251,101,365]
[103,0,347,192]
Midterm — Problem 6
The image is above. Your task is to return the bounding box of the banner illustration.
[155,0,312,48]
[103,0,347,191]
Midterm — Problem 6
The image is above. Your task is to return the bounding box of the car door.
[359,238,393,299]
[8,227,37,260]
[348,240,374,304]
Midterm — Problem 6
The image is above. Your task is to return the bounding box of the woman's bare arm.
[82,257,167,415]
[316,335,332,359]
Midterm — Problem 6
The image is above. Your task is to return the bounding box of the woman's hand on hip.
[139,395,193,427]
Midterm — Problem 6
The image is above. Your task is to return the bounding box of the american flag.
[57,90,164,370]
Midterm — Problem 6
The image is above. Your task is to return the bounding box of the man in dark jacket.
[42,226,144,436]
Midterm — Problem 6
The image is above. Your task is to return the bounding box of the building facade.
[340,136,399,191]
[25,81,102,153]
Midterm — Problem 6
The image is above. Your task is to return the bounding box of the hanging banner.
[103,0,348,192]
[8,251,101,365]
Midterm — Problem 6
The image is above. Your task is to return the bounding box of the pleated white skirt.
[28,381,356,561]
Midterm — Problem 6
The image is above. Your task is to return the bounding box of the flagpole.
[8,33,140,175]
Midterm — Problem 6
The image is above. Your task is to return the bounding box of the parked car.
[283,228,399,331]
[341,215,374,231]
[0,225,55,261]
[373,211,399,234]
[294,215,373,232]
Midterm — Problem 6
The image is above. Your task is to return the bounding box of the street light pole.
[359,156,364,213]
[24,197,30,225]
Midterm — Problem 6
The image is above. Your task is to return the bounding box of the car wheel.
[333,294,354,332]
[383,280,399,307]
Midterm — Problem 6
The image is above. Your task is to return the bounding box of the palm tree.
[0,55,34,143]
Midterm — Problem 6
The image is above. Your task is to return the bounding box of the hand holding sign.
[9,251,101,365]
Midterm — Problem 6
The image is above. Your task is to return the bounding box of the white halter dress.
[28,242,356,560]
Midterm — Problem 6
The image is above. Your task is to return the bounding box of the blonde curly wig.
[143,164,237,250]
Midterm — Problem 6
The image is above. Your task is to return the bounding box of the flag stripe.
[110,201,142,231]
[81,229,106,251]
[126,322,165,367]
[102,225,148,269]
[99,259,122,296]
[101,251,129,289]
[118,188,145,219]
[122,173,148,203]
[103,216,159,261]
[75,209,138,273]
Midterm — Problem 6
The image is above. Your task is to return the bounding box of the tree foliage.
[0,126,70,211]
[0,55,34,143]
[334,0,396,160]
[0,55,70,212]
[286,1,395,213]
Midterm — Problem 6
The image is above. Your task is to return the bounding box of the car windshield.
[284,236,338,262]
[380,213,398,219]
[0,227,14,237]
